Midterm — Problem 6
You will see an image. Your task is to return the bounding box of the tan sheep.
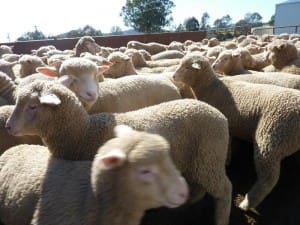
[167,41,185,51]
[0,59,17,80]
[18,54,46,78]
[124,48,148,68]
[0,45,13,57]
[208,37,220,47]
[127,41,167,55]
[212,50,251,75]
[31,45,56,57]
[239,48,270,71]
[263,39,300,74]
[173,51,300,211]
[74,36,101,57]
[0,125,188,225]
[151,50,185,60]
[1,53,21,63]
[6,79,232,225]
[0,72,16,105]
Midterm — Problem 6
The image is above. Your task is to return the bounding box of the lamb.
[31,45,56,57]
[0,45,13,57]
[239,48,270,71]
[18,54,46,78]
[263,39,300,74]
[151,50,185,60]
[206,46,225,58]
[212,50,251,75]
[124,48,148,68]
[167,41,185,51]
[6,79,232,225]
[74,36,101,57]
[88,74,181,114]
[127,41,167,55]
[1,53,21,63]
[0,125,188,225]
[0,72,16,105]
[208,38,220,47]
[0,59,17,80]
[222,72,300,90]
[173,51,300,211]
[100,52,194,98]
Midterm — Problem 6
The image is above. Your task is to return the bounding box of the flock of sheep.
[0,32,300,225]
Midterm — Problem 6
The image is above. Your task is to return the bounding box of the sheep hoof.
[238,196,250,211]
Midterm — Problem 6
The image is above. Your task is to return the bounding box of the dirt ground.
[141,139,300,225]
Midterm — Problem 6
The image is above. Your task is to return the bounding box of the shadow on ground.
[141,139,300,225]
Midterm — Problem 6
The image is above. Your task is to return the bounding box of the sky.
[0,0,285,43]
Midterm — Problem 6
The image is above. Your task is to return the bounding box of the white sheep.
[173,51,300,211]
[239,48,270,71]
[0,125,188,225]
[6,79,232,225]
[127,41,167,55]
[74,36,101,57]
[18,54,46,78]
[151,50,185,60]
[0,45,13,57]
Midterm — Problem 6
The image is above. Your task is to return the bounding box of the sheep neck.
[88,172,145,225]
[41,107,90,160]
[229,59,248,75]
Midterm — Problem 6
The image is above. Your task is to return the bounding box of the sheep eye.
[140,169,152,175]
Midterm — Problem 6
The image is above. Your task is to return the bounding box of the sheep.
[151,50,185,60]
[173,51,300,211]
[6,79,232,225]
[244,43,265,55]
[1,53,21,63]
[138,49,152,60]
[212,50,251,75]
[206,46,225,58]
[208,38,220,47]
[0,59,17,80]
[31,45,56,57]
[37,57,108,110]
[127,41,167,55]
[100,52,194,98]
[0,72,16,105]
[124,48,148,68]
[0,125,189,225]
[18,54,46,78]
[167,41,185,52]
[221,72,300,90]
[88,74,182,114]
[239,48,270,71]
[0,45,13,57]
[74,36,101,57]
[223,41,238,50]
[263,39,300,74]
[80,52,111,67]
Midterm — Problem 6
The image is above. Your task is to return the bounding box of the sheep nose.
[86,91,97,101]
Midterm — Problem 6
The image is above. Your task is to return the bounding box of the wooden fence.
[0,31,206,54]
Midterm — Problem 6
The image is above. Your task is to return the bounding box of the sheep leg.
[239,143,280,211]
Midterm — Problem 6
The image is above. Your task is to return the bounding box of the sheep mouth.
[163,200,185,208]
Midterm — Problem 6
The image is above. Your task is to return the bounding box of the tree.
[110,26,123,35]
[269,14,275,26]
[17,26,46,41]
[213,15,232,28]
[200,12,210,30]
[120,0,175,33]
[65,25,102,38]
[184,17,200,31]
[244,12,263,27]
[176,23,185,32]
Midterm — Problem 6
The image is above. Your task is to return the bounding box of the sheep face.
[268,40,299,69]
[84,40,101,55]
[212,50,241,74]
[6,80,86,137]
[92,125,189,209]
[103,52,132,78]
[173,53,211,86]
[19,55,45,77]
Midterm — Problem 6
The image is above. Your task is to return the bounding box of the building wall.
[275,1,300,34]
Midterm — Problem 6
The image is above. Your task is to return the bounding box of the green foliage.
[244,12,262,27]
[17,27,46,41]
[200,12,210,30]
[269,14,275,26]
[120,0,175,33]
[65,25,103,38]
[213,15,232,28]
[184,17,200,31]
[176,24,185,32]
[110,26,123,35]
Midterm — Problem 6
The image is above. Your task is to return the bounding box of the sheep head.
[92,125,189,210]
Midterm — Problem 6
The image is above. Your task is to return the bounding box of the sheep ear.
[36,67,59,77]
[114,124,134,137]
[100,149,126,170]
[57,75,76,88]
[49,60,62,69]
[38,94,61,106]
[192,62,201,70]
[98,65,110,74]
[101,61,113,66]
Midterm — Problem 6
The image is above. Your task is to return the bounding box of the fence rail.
[0,31,206,54]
